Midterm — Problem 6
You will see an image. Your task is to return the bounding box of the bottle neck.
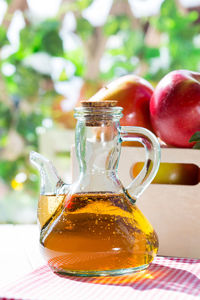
[75,119,121,176]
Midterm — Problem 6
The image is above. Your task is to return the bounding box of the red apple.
[89,74,154,131]
[150,70,200,148]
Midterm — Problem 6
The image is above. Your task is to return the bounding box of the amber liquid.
[39,193,158,274]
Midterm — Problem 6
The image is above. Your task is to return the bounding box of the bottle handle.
[120,126,160,202]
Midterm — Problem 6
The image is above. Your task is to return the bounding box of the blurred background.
[0,0,200,224]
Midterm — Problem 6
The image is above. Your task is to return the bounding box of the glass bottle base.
[50,264,149,277]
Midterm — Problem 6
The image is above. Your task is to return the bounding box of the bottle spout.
[30,151,65,195]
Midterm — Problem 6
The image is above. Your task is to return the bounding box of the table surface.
[0,224,45,288]
[1,225,200,300]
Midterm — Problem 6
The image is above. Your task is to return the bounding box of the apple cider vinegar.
[39,192,158,274]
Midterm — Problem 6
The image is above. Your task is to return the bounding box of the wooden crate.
[72,146,200,259]
[118,147,200,259]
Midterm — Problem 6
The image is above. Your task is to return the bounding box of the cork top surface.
[80,100,117,107]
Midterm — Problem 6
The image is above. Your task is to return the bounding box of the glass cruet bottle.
[30,100,160,277]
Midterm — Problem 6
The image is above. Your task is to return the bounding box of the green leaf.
[104,15,131,36]
[38,19,60,33]
[59,69,68,81]
[41,30,63,56]
[0,132,8,148]
[16,112,43,147]
[0,102,12,128]
[75,0,93,10]
[188,11,199,22]
[193,142,200,149]
[64,48,85,77]
[0,27,8,47]
[144,47,160,59]
[12,66,40,97]
[104,17,119,36]
[18,20,63,57]
[0,160,18,182]
[76,17,94,40]
[189,131,200,142]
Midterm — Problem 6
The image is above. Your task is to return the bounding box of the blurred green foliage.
[147,0,200,80]
[0,0,200,223]
[76,17,94,40]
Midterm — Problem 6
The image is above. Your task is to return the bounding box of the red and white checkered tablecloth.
[1,256,200,300]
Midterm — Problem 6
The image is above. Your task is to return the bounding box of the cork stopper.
[80,100,117,107]
[79,100,118,126]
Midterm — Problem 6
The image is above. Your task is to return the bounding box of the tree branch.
[84,26,107,80]
[110,0,140,30]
